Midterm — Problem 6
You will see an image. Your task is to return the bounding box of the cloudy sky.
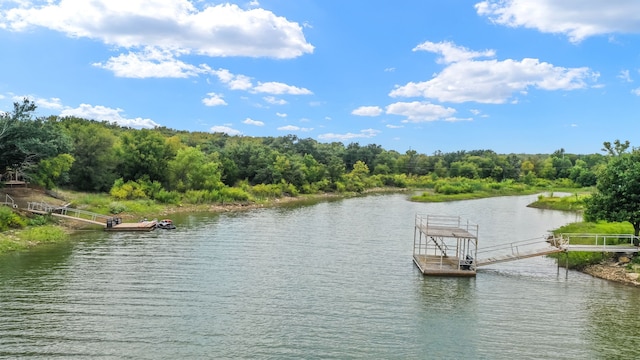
[1,0,640,154]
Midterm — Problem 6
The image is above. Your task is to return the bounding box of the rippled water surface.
[2,194,640,359]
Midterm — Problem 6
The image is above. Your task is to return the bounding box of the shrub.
[154,189,181,204]
[18,226,66,244]
[217,187,251,202]
[109,202,127,214]
[110,178,148,200]
[0,207,26,231]
[251,184,283,199]
[28,215,50,226]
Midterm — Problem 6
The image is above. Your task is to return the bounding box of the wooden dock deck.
[413,254,476,277]
[413,215,478,277]
[105,220,157,232]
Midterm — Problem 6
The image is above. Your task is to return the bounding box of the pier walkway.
[413,213,640,277]
[475,233,640,267]
[25,202,156,231]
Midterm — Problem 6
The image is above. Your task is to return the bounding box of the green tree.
[0,99,73,177]
[585,149,640,236]
[60,119,121,191]
[30,153,75,189]
[602,139,630,156]
[119,129,173,184]
[167,147,223,191]
[341,160,370,192]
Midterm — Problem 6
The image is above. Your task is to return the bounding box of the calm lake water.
[2,193,640,359]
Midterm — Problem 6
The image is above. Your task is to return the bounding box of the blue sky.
[1,0,640,155]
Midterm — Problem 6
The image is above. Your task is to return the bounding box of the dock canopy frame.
[413,214,478,276]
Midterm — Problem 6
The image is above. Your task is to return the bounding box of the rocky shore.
[582,260,640,287]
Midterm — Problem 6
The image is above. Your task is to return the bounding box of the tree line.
[0,99,610,203]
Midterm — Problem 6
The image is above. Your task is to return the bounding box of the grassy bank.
[410,178,590,202]
[549,221,636,269]
[0,224,68,253]
[527,192,590,211]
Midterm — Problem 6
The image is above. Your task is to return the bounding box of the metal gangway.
[476,233,640,267]
[27,202,111,227]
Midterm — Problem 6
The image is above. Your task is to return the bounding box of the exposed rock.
[618,256,631,264]
[582,262,640,287]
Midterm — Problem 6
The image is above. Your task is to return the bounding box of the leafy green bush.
[551,252,609,270]
[251,184,283,199]
[17,226,66,244]
[279,181,299,196]
[27,215,51,226]
[0,207,26,231]
[434,179,474,194]
[109,178,148,200]
[108,202,127,214]
[217,187,251,202]
[154,189,181,204]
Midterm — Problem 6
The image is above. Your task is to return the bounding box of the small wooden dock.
[26,202,157,232]
[413,215,478,276]
[105,220,157,232]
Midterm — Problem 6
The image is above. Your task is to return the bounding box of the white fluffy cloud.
[318,129,380,142]
[475,0,640,43]
[253,82,313,95]
[277,125,313,132]
[351,106,383,116]
[94,48,203,78]
[264,96,288,105]
[1,1,313,58]
[391,40,597,104]
[386,101,457,123]
[60,104,160,128]
[243,117,264,126]
[202,93,227,107]
[413,41,494,64]
[209,68,254,90]
[206,68,311,96]
[210,125,241,136]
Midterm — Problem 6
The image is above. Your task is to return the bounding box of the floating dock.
[105,220,157,232]
[413,215,478,277]
[27,202,157,232]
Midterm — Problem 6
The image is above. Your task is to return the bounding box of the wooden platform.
[105,221,157,232]
[413,215,479,277]
[413,255,476,277]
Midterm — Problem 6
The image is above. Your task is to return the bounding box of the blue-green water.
[1,194,640,359]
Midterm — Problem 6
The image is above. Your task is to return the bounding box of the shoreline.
[582,262,640,287]
[3,188,640,288]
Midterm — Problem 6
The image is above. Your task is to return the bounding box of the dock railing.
[27,202,112,223]
[556,233,640,251]
[2,194,17,208]
[476,236,566,262]
[415,214,479,235]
